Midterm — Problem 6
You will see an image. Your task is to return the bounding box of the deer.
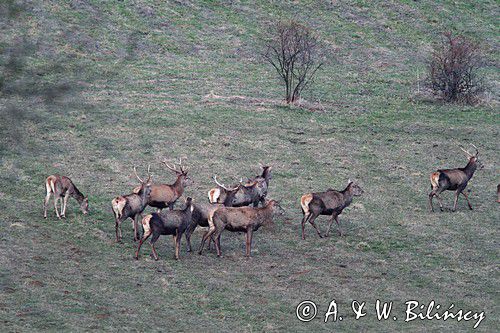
[184,202,223,252]
[198,199,284,257]
[111,166,152,243]
[208,175,266,207]
[43,175,89,219]
[135,197,194,261]
[429,144,483,212]
[300,180,364,240]
[497,184,500,203]
[135,158,192,212]
[244,164,273,206]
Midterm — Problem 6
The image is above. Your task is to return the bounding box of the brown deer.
[245,164,273,206]
[429,144,483,212]
[136,158,192,212]
[43,175,88,219]
[135,197,194,260]
[300,180,364,240]
[208,175,265,207]
[112,166,152,242]
[198,200,284,257]
[185,202,223,252]
[497,184,500,203]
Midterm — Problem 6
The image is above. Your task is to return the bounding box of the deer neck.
[173,175,185,196]
[463,159,477,179]
[71,186,85,203]
[341,186,354,207]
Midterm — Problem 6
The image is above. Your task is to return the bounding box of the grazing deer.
[300,180,363,240]
[198,200,284,257]
[429,144,483,212]
[136,158,192,212]
[208,175,265,207]
[112,166,152,242]
[43,175,88,219]
[135,197,194,260]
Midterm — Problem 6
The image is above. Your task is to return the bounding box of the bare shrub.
[428,32,484,104]
[263,20,323,104]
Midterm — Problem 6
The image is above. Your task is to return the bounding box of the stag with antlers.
[429,144,483,212]
[112,165,152,242]
[135,157,192,212]
[208,175,266,207]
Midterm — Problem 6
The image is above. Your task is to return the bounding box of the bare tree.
[264,20,323,104]
[428,32,484,104]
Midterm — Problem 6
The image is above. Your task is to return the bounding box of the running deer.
[43,175,88,219]
[429,144,483,212]
[135,158,192,212]
[300,180,363,240]
[135,197,194,260]
[208,175,266,207]
[198,199,284,257]
[112,166,152,242]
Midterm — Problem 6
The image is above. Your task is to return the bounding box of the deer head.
[347,179,364,196]
[162,157,193,187]
[459,144,484,169]
[80,197,89,215]
[133,165,153,199]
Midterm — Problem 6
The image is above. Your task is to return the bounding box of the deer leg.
[462,191,473,210]
[301,212,311,240]
[214,232,223,257]
[132,214,140,242]
[198,228,215,255]
[168,202,174,211]
[335,216,342,236]
[150,233,160,260]
[61,192,69,218]
[324,213,337,237]
[175,231,181,260]
[452,190,460,212]
[44,192,51,218]
[245,228,253,257]
[308,213,323,238]
[53,196,61,219]
[135,228,151,259]
[185,226,193,252]
[115,219,121,242]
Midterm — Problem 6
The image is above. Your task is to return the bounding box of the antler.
[470,143,479,156]
[133,165,152,183]
[162,158,187,174]
[459,145,473,157]
[213,175,239,191]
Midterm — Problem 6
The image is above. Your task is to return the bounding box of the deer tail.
[112,197,126,219]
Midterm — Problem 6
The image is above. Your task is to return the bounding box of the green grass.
[1,0,499,332]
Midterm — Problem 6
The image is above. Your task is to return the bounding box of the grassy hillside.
[1,0,498,332]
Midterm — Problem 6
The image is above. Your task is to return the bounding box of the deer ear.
[348,178,353,184]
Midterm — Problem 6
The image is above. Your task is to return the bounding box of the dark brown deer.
[135,197,194,260]
[185,202,223,252]
[429,144,483,212]
[198,200,284,257]
[112,166,152,242]
[136,158,192,212]
[208,175,265,207]
[44,175,88,219]
[300,180,363,240]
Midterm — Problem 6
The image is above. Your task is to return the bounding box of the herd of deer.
[43,144,496,260]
